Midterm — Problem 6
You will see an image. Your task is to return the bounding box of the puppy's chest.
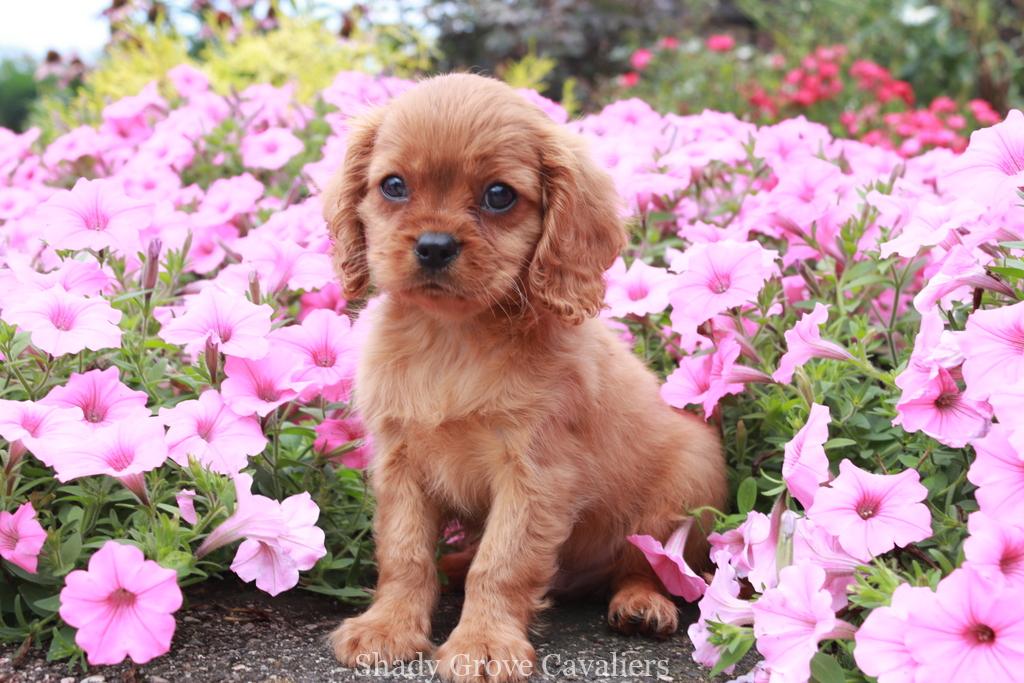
[357,322,541,511]
[356,327,533,427]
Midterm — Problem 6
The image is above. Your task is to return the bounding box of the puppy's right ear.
[323,108,385,300]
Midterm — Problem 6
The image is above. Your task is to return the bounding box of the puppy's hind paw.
[607,584,678,639]
[329,612,433,667]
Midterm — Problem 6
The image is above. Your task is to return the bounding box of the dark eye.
[380,175,408,201]
[482,183,517,213]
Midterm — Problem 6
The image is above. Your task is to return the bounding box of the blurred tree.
[0,57,39,132]
[421,0,718,102]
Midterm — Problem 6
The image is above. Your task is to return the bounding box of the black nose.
[414,232,460,270]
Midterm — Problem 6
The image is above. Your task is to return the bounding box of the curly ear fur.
[529,129,627,325]
[323,108,385,301]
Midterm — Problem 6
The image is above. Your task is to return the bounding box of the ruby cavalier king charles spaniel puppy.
[322,73,727,682]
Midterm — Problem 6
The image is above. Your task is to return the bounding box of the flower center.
[934,391,959,409]
[50,303,77,331]
[970,623,996,645]
[265,142,278,153]
[708,274,731,294]
[108,587,137,610]
[312,349,336,368]
[1000,546,1024,575]
[856,497,881,519]
[105,445,135,472]
[83,206,107,232]
[22,413,44,437]
[0,531,17,552]
[257,381,280,403]
[196,419,215,442]
[626,281,649,301]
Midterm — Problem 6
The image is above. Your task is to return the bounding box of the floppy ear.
[528,129,627,325]
[322,108,385,300]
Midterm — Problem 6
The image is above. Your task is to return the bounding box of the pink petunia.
[59,541,182,665]
[176,489,198,525]
[904,566,1024,682]
[219,234,335,294]
[160,390,268,474]
[772,303,853,384]
[945,109,1024,206]
[221,351,308,417]
[48,417,168,502]
[751,563,850,683]
[894,309,963,402]
[0,400,86,466]
[793,517,862,610]
[195,474,285,558]
[603,257,674,318]
[913,245,1015,313]
[192,173,264,227]
[708,510,777,590]
[159,286,273,360]
[960,301,1024,401]
[687,554,755,672]
[893,367,992,448]
[269,309,356,401]
[968,424,1024,519]
[314,416,374,469]
[167,63,209,97]
[231,491,326,596]
[668,239,778,332]
[40,367,150,431]
[627,518,707,601]
[36,178,151,254]
[241,127,304,170]
[3,286,122,357]
[808,459,932,562]
[853,583,932,683]
[0,502,47,574]
[964,511,1024,588]
[661,339,745,418]
[42,125,103,168]
[782,403,831,509]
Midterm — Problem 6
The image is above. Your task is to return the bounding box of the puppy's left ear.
[529,129,627,325]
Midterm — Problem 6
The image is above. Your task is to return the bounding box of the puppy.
[323,73,727,682]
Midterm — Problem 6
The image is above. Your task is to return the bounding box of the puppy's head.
[323,73,625,323]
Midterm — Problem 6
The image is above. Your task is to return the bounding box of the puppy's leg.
[607,538,679,638]
[435,470,574,683]
[330,450,442,665]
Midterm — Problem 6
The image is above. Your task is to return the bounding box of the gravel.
[1,580,743,682]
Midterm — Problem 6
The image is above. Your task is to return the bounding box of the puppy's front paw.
[435,626,536,682]
[329,610,433,666]
[608,584,678,638]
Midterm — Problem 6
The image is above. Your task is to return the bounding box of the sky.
[0,1,412,60]
[0,1,112,58]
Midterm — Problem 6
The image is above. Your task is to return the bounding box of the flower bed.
[1,65,1023,680]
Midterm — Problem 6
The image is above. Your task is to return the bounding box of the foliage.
[0,58,40,133]
[614,37,1002,157]
[422,0,708,103]
[29,11,432,141]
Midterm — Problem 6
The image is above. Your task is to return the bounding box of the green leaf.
[737,477,758,514]
[57,531,82,576]
[810,652,846,683]
[31,594,62,615]
[46,625,79,662]
[302,584,371,601]
[709,629,754,677]
[824,438,857,450]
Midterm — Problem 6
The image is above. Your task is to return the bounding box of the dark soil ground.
[0,580,742,682]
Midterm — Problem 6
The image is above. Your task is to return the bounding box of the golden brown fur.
[322,73,727,682]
